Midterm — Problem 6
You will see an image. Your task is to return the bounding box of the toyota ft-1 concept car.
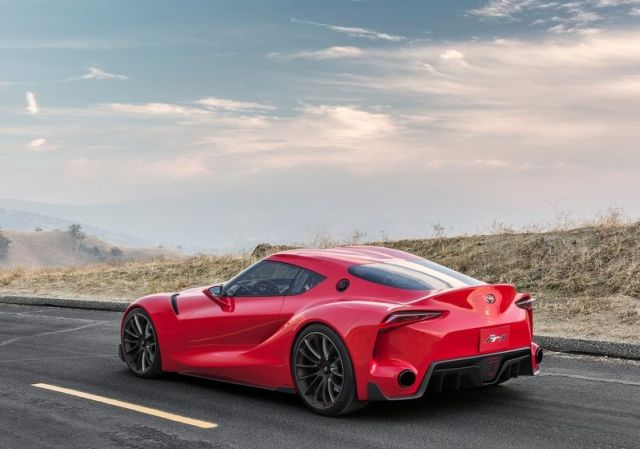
[119,246,542,415]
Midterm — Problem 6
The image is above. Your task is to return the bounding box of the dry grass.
[0,255,253,301]
[1,219,639,343]
[377,221,640,299]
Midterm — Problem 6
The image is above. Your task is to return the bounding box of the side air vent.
[170,293,180,315]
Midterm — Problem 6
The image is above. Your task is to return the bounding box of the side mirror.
[209,285,223,296]
[203,285,233,311]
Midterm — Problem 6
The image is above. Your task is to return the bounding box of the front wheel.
[292,324,367,416]
[121,308,162,378]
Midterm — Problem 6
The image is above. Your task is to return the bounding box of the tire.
[292,324,367,416]
[121,308,162,378]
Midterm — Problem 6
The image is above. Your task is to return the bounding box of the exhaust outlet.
[398,370,417,388]
[536,347,544,364]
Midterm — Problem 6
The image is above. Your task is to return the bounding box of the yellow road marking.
[32,383,217,429]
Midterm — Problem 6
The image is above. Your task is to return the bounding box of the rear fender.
[287,301,394,401]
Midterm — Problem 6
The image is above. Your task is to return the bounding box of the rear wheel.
[292,324,366,416]
[121,308,162,378]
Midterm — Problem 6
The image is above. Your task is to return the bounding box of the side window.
[225,261,300,297]
[287,268,326,295]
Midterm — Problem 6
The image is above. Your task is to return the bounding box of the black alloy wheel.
[122,309,162,378]
[292,324,366,416]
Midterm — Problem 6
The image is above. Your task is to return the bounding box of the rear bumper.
[367,347,537,401]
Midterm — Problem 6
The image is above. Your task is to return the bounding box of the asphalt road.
[1,303,639,449]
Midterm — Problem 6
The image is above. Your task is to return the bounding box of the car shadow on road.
[136,369,532,421]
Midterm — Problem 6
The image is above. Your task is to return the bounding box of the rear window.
[347,260,483,291]
[410,258,484,287]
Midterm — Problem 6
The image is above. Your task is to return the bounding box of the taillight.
[380,311,443,331]
[515,297,536,310]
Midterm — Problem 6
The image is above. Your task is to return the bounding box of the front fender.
[121,293,181,371]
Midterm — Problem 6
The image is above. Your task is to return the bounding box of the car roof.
[267,246,417,268]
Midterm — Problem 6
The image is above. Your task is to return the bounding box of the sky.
[2,0,640,250]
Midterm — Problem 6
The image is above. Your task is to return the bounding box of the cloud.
[304,28,640,167]
[195,97,274,111]
[268,46,365,60]
[103,97,273,117]
[81,67,128,80]
[468,0,556,19]
[440,49,465,60]
[27,138,47,151]
[630,6,640,14]
[76,27,640,185]
[191,103,402,174]
[290,18,405,41]
[104,102,210,116]
[299,105,397,139]
[25,91,39,114]
[593,0,640,6]
[468,0,639,33]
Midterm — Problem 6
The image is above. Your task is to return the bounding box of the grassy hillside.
[1,221,638,342]
[0,229,177,269]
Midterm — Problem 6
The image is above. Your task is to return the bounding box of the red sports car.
[119,246,542,415]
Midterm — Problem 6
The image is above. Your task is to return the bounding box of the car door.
[179,261,300,367]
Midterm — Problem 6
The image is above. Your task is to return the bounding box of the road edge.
[533,335,640,361]
[0,295,127,312]
[1,295,639,360]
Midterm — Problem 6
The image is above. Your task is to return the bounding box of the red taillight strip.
[380,311,443,330]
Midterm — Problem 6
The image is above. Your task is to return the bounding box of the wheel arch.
[286,300,392,401]
[121,294,180,372]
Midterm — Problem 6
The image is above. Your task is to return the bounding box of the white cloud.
[269,46,365,60]
[290,18,405,41]
[27,138,47,151]
[81,66,128,80]
[630,6,640,14]
[25,91,39,114]
[469,0,638,33]
[593,0,640,6]
[440,49,465,60]
[299,105,397,139]
[468,0,555,18]
[190,103,402,174]
[104,102,210,116]
[195,97,274,111]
